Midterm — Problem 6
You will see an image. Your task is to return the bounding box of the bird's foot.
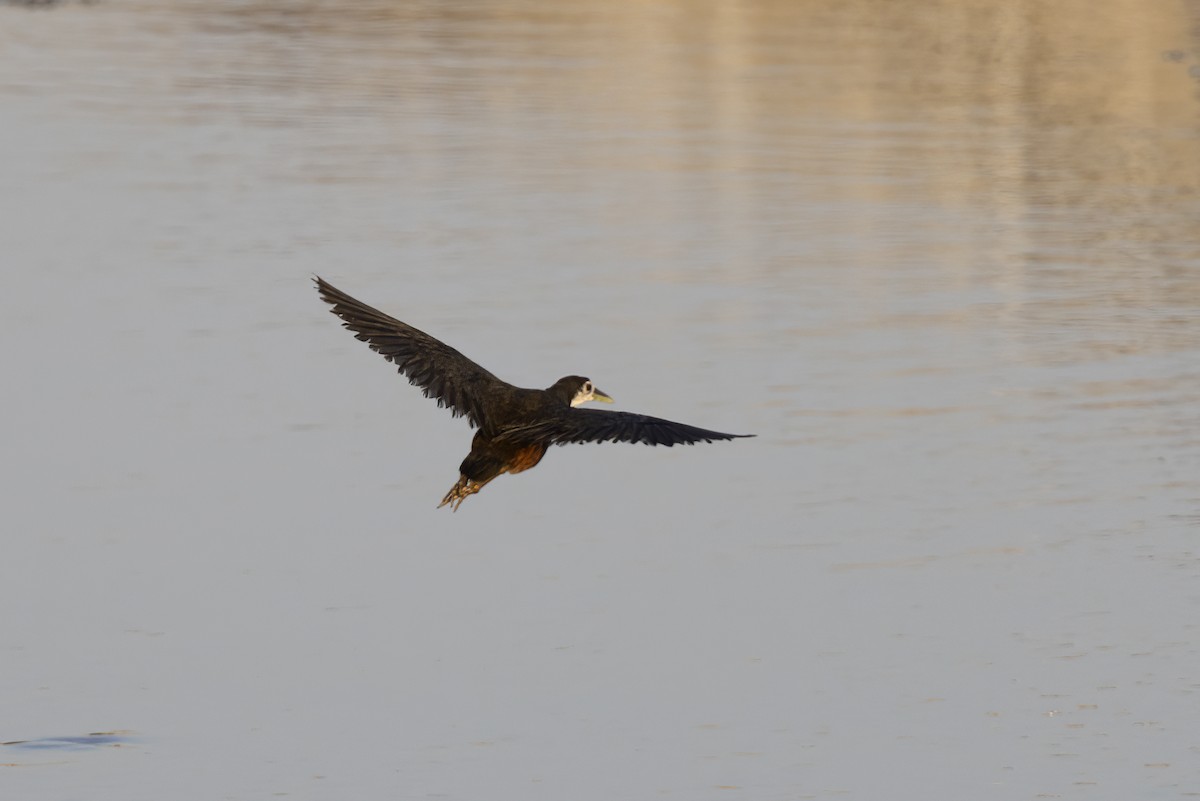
[438,476,483,512]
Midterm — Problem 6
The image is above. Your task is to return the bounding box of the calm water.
[2,1,1199,799]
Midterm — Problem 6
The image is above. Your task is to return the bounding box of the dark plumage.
[315,277,753,510]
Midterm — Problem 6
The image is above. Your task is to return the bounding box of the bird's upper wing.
[496,407,753,447]
[316,277,503,429]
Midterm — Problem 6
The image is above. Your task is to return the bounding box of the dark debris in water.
[1,731,133,751]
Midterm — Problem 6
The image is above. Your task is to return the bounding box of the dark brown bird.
[315,277,753,510]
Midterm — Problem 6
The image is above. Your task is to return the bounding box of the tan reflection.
[155,0,1200,364]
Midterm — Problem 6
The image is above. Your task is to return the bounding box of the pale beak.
[592,388,614,403]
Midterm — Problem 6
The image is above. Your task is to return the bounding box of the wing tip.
[314,275,341,306]
[702,431,754,443]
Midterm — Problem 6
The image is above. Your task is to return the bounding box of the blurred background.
[1,1,1198,799]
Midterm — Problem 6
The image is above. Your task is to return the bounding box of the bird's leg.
[438,475,497,512]
[437,477,469,510]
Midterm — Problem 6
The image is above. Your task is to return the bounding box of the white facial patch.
[570,380,594,407]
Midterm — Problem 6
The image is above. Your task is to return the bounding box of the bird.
[315,277,753,510]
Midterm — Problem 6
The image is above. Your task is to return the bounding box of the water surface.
[2,2,1198,799]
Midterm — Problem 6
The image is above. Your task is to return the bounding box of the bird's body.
[316,277,752,510]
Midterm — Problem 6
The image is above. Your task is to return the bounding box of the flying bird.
[315,277,753,510]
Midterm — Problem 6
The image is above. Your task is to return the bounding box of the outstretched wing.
[497,407,753,447]
[316,277,504,429]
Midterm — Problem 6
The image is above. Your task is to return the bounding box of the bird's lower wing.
[316,277,502,428]
[497,408,753,447]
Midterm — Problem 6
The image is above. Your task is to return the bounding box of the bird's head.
[550,375,614,408]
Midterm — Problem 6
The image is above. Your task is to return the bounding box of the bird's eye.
[584,382,592,393]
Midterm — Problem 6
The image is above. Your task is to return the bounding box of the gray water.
[2,1,1199,799]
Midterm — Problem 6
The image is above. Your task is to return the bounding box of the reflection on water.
[2,1,1199,799]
